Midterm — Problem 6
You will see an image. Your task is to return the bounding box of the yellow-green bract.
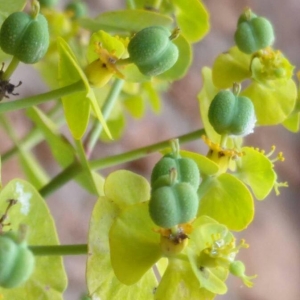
[0,11,49,64]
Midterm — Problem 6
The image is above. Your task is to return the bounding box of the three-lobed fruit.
[234,10,275,54]
[149,182,199,228]
[151,154,200,191]
[0,11,49,64]
[0,232,35,288]
[127,26,179,76]
[208,90,256,136]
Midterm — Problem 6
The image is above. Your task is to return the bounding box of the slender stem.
[29,244,88,256]
[3,56,20,80]
[39,160,83,198]
[38,128,205,197]
[84,78,124,157]
[90,128,205,170]
[0,80,85,114]
[220,134,228,148]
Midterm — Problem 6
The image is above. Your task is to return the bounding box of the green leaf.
[74,140,104,196]
[109,202,162,285]
[173,0,209,43]
[0,0,26,25]
[155,258,215,300]
[104,170,150,210]
[79,9,173,33]
[212,46,252,89]
[57,38,90,139]
[198,173,254,231]
[143,82,161,113]
[123,95,145,118]
[234,147,276,200]
[57,37,111,139]
[242,79,297,125]
[26,107,75,167]
[18,148,49,190]
[0,179,67,299]
[197,67,221,143]
[87,197,157,299]
[157,34,192,81]
[100,111,126,141]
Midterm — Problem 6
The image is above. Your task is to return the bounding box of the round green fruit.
[151,154,200,191]
[127,26,179,76]
[65,0,88,19]
[0,232,35,288]
[208,90,256,136]
[0,11,49,64]
[149,182,199,228]
[234,10,274,54]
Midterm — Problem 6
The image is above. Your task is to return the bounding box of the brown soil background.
[1,1,300,299]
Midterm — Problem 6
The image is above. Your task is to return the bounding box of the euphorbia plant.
[0,0,297,299]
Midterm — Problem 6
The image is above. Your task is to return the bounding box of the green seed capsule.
[234,10,275,54]
[151,154,200,191]
[0,232,35,288]
[0,11,49,64]
[208,90,256,136]
[65,0,88,19]
[127,26,179,76]
[149,182,199,228]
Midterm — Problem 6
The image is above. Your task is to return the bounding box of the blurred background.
[1,0,300,299]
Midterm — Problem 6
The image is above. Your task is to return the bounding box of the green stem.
[220,134,228,148]
[3,56,20,80]
[232,82,241,96]
[0,80,85,114]
[39,128,205,197]
[90,128,205,170]
[84,78,124,157]
[39,160,83,198]
[29,244,88,256]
